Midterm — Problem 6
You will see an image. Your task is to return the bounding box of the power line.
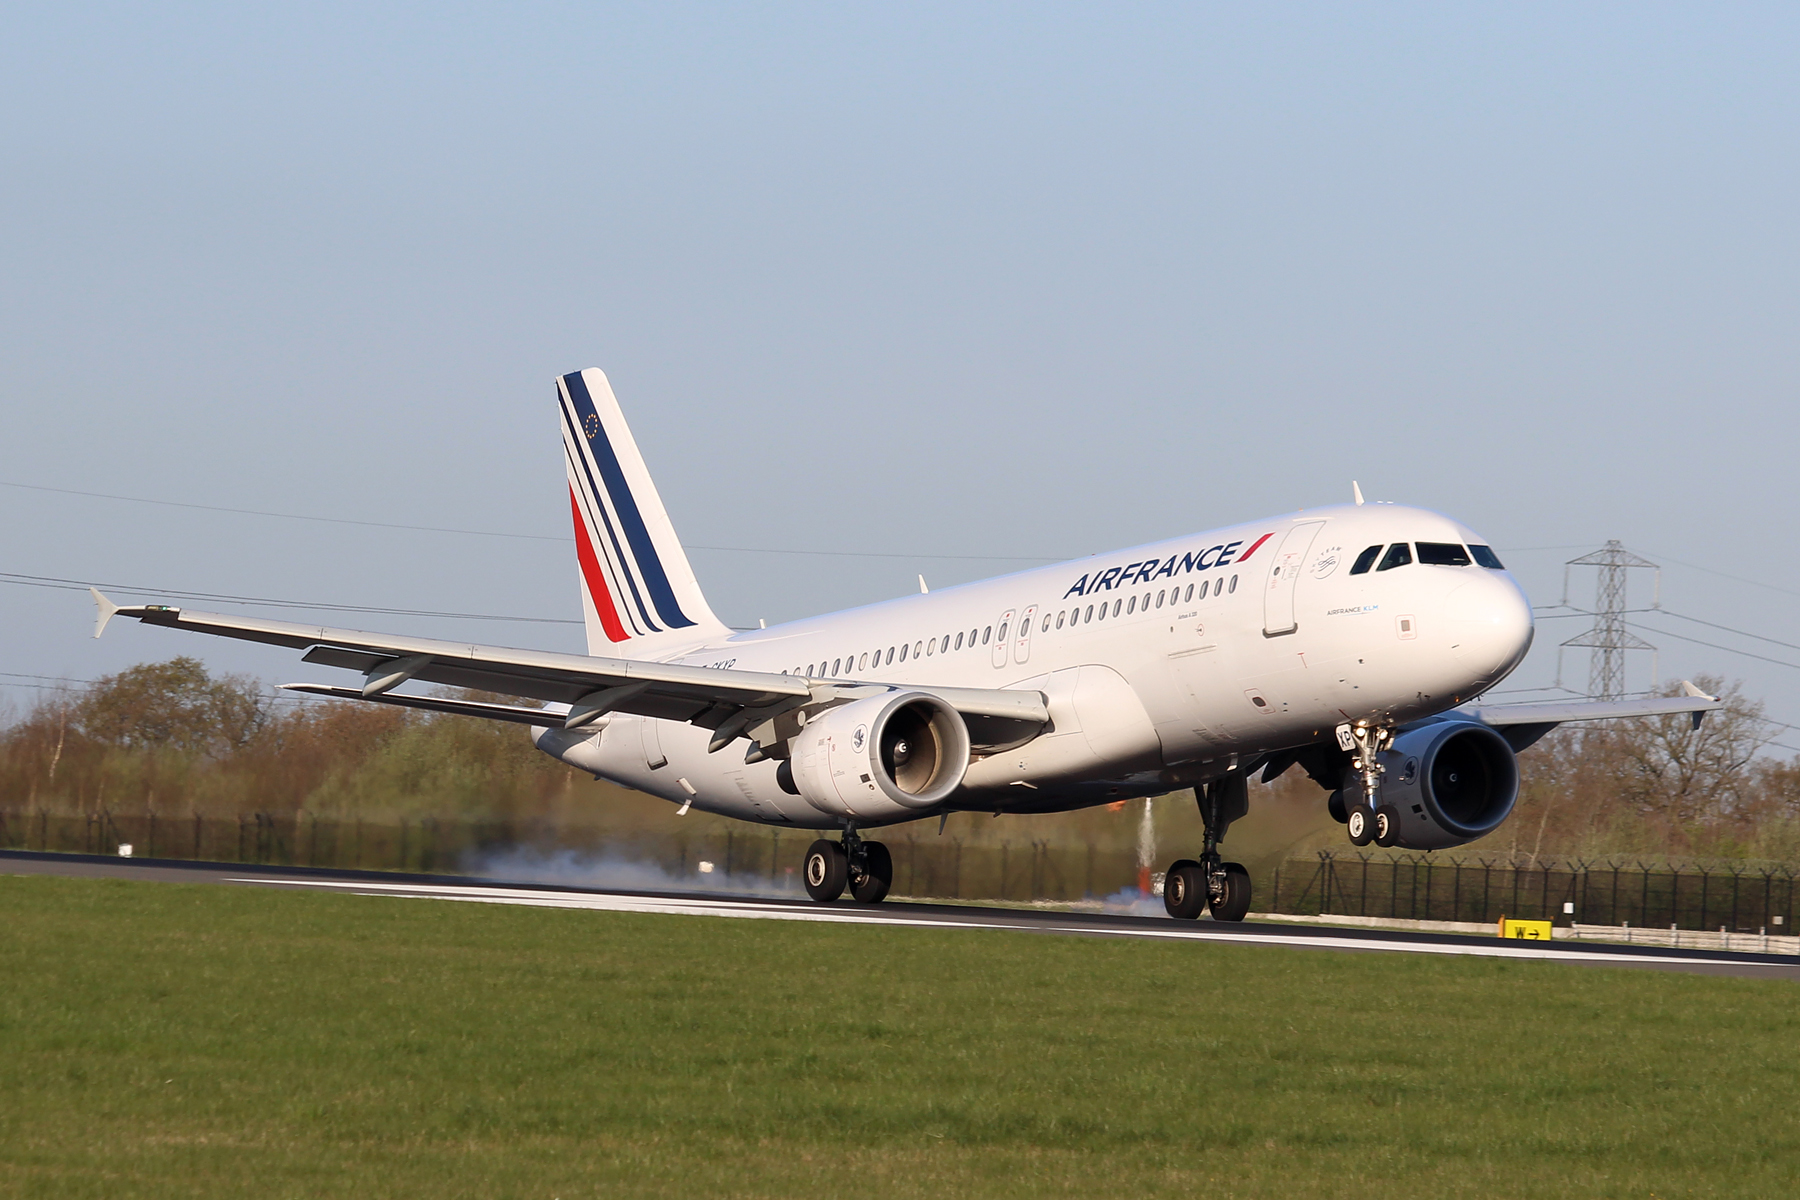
[0,479,566,543]
[1658,610,1800,655]
[0,572,582,626]
[1637,545,1800,601]
[0,478,1062,564]
[1631,623,1800,672]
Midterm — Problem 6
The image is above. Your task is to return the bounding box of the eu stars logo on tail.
[558,368,729,658]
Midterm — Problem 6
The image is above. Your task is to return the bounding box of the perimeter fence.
[1267,850,1798,933]
[0,807,1148,902]
[3,806,1794,930]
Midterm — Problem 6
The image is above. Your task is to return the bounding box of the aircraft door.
[1262,520,1326,637]
[991,609,1015,669]
[1014,604,1038,665]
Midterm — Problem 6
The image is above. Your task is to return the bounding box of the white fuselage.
[535,503,1534,830]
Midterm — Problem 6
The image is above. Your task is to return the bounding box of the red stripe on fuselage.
[1235,532,1275,563]
[570,488,630,643]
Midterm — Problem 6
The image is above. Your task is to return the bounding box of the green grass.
[2,876,1797,1199]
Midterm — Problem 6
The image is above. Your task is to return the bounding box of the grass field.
[3,876,1797,1198]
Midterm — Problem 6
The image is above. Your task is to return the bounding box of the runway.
[7,849,1798,980]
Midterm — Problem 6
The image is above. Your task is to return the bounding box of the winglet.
[1352,481,1365,507]
[1679,679,1719,729]
[90,588,121,639]
[918,574,929,594]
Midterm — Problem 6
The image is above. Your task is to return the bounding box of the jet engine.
[1342,719,1520,850]
[788,691,971,821]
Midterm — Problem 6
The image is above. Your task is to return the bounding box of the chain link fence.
[5,807,1794,931]
[0,808,1150,903]
[1268,849,1797,933]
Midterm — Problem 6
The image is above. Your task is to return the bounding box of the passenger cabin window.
[1376,544,1413,571]
[1470,544,1505,570]
[982,626,992,644]
[1416,541,1472,567]
[898,643,908,662]
[1229,574,1238,593]
[1349,545,1382,575]
[859,652,868,670]
[885,647,895,665]
[1183,584,1194,602]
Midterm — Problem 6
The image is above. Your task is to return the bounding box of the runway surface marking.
[237,876,1761,971]
[8,851,1794,977]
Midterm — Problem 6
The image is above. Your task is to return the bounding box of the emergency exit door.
[1262,520,1326,637]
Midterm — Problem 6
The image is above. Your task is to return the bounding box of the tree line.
[4,658,1798,862]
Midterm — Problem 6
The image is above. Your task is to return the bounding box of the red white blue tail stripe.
[559,369,726,655]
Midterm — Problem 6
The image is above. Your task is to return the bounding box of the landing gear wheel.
[1209,862,1252,922]
[1346,807,1373,847]
[850,841,893,903]
[1163,859,1206,920]
[803,839,848,902]
[1373,806,1401,848]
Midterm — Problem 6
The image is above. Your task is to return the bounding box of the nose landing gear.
[1164,775,1253,922]
[803,826,894,903]
[1343,723,1396,847]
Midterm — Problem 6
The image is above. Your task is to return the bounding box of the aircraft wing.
[1456,681,1722,749]
[91,591,1048,749]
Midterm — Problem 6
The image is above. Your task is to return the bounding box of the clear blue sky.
[3,4,1797,744]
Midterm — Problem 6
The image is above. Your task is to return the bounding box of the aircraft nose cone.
[1445,571,1534,681]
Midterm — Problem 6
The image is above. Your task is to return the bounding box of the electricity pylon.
[1560,540,1660,699]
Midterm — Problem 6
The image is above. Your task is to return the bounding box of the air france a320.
[94,368,1718,919]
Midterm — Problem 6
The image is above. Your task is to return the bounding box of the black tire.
[1346,806,1373,846]
[1328,790,1348,825]
[1209,862,1252,922]
[1373,806,1400,848]
[1163,859,1206,920]
[850,841,893,904]
[804,839,848,902]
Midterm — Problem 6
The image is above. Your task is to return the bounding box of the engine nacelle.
[1354,719,1520,850]
[790,692,971,821]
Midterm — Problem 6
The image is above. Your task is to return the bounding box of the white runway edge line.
[233,878,1743,970]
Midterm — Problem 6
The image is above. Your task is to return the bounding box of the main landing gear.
[1165,775,1253,922]
[1342,723,1399,848]
[803,826,893,904]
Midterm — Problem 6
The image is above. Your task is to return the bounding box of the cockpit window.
[1416,542,1472,566]
[1375,543,1413,571]
[1349,545,1382,575]
[1469,544,1505,570]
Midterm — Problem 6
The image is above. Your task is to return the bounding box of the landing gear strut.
[1165,775,1253,922]
[803,826,893,904]
[1344,723,1395,848]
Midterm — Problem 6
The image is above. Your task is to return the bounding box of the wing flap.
[280,684,560,727]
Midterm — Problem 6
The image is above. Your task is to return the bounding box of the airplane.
[91,367,1721,920]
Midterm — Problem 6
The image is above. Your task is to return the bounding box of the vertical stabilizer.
[559,368,730,658]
